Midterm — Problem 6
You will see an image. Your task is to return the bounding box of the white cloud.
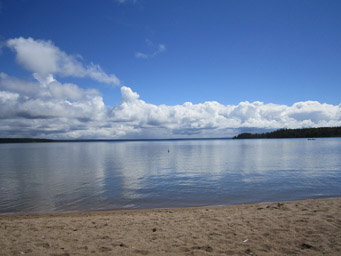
[1,71,341,139]
[87,63,120,85]
[0,73,104,120]
[136,39,166,59]
[6,37,120,86]
[0,72,41,96]
[106,87,341,138]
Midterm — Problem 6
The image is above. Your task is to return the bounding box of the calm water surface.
[0,138,341,214]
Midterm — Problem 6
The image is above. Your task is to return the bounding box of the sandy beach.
[1,198,341,255]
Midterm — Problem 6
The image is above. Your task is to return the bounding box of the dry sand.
[1,198,341,255]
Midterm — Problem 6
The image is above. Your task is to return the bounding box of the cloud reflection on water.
[1,138,341,214]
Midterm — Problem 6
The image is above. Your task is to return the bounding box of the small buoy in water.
[168,149,170,153]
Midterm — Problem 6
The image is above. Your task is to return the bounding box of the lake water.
[0,138,341,214]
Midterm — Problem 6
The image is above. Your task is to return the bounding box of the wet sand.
[1,198,341,255]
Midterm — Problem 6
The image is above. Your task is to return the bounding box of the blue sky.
[0,0,341,139]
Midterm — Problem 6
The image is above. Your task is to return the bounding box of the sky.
[0,0,341,139]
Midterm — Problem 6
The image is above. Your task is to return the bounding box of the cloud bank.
[1,71,340,139]
[1,37,341,139]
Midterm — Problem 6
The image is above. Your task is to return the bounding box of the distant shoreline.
[0,137,233,144]
[233,126,341,139]
[1,127,341,143]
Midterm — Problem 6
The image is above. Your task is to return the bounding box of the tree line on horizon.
[0,138,55,143]
[233,127,341,139]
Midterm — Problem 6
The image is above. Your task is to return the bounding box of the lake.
[0,138,341,214]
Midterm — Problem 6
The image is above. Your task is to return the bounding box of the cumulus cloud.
[0,72,127,139]
[108,90,341,138]
[6,37,120,85]
[0,73,104,120]
[136,39,166,59]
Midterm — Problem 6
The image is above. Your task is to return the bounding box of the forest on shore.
[233,127,341,139]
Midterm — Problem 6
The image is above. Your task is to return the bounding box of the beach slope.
[1,198,341,255]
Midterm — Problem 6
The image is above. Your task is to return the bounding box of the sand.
[1,198,341,256]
